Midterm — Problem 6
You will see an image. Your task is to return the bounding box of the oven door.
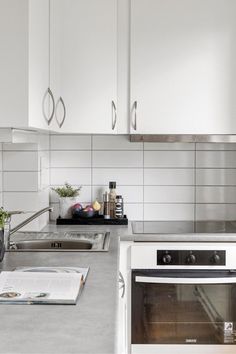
[132,270,236,354]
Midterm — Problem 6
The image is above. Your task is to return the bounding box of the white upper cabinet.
[130,0,236,134]
[50,0,117,133]
[0,0,51,131]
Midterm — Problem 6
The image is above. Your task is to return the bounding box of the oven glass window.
[132,273,236,345]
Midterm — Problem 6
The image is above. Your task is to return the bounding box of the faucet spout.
[4,207,53,250]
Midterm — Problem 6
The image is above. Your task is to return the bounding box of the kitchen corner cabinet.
[0,0,51,131]
[50,0,117,134]
[130,0,236,135]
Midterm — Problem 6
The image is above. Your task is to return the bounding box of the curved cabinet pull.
[112,100,117,130]
[42,88,55,126]
[131,101,137,131]
[55,97,66,128]
[119,271,125,298]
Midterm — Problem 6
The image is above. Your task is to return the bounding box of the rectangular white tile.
[3,172,38,192]
[92,168,143,186]
[50,185,91,203]
[196,143,236,151]
[50,135,91,150]
[196,151,236,168]
[93,151,143,168]
[144,204,194,221]
[144,169,194,185]
[51,168,91,186]
[3,143,38,151]
[144,186,194,203]
[50,151,91,168]
[93,135,142,150]
[3,151,38,171]
[92,186,143,203]
[196,204,236,221]
[124,203,143,221]
[196,186,236,204]
[144,143,194,150]
[196,169,236,186]
[144,151,194,168]
[4,190,49,212]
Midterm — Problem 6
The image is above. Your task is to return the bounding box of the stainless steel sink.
[9,231,110,252]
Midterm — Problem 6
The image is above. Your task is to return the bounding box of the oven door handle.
[135,276,236,284]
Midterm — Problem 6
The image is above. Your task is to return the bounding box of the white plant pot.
[59,197,80,219]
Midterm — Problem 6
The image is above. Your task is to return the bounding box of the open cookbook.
[0,267,89,305]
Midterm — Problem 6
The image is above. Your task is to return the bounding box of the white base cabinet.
[0,0,50,131]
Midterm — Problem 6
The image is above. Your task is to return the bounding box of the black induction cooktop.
[132,221,236,234]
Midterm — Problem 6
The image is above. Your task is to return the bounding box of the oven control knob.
[211,253,221,265]
[186,253,196,265]
[162,253,172,264]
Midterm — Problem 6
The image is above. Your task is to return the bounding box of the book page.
[0,272,83,304]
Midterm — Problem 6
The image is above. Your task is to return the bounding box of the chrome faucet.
[4,207,53,250]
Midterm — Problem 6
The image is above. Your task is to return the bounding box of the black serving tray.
[56,215,128,225]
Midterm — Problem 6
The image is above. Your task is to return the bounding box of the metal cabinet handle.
[42,88,55,126]
[131,101,137,131]
[55,97,66,128]
[112,100,117,130]
[119,271,125,298]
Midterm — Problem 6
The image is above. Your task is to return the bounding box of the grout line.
[142,141,144,221]
[91,135,93,201]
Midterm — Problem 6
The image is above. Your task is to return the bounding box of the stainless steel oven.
[131,242,236,354]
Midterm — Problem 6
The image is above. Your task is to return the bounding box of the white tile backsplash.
[93,135,143,150]
[51,151,91,168]
[196,204,236,221]
[144,151,194,168]
[144,204,194,221]
[196,151,236,168]
[2,134,236,223]
[196,169,236,186]
[93,151,143,168]
[3,151,38,171]
[92,185,143,203]
[3,172,39,192]
[196,186,236,204]
[144,169,194,186]
[144,186,194,203]
[50,168,91,186]
[92,168,143,186]
[50,135,91,150]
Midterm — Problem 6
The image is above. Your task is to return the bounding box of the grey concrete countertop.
[0,224,128,354]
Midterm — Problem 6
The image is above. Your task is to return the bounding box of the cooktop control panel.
[157,250,226,266]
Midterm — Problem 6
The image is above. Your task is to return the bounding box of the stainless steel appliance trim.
[130,134,236,143]
[135,275,236,284]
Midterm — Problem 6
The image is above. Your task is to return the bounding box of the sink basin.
[9,231,110,252]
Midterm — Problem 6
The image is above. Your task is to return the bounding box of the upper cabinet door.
[50,0,117,133]
[130,0,236,134]
[0,0,50,131]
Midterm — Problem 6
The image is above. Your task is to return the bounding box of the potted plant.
[0,207,9,262]
[52,183,82,219]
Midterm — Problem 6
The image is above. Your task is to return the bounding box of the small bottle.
[109,181,116,218]
[103,192,110,219]
[115,195,124,218]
